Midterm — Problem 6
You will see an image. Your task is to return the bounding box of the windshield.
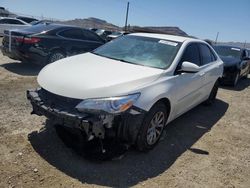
[93,35,181,69]
[214,46,241,59]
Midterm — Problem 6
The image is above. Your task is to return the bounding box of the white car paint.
[38,33,224,124]
[0,17,31,36]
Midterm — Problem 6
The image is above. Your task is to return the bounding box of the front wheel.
[136,102,168,151]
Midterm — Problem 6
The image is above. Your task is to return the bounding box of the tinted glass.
[93,35,181,69]
[82,30,103,42]
[17,17,37,23]
[214,46,241,59]
[241,50,247,58]
[59,29,86,40]
[199,44,213,65]
[8,19,24,25]
[0,19,23,24]
[0,19,6,24]
[181,43,201,66]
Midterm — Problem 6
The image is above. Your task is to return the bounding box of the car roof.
[0,17,29,24]
[129,33,201,43]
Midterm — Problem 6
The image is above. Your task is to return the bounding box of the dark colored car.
[16,16,38,23]
[30,20,52,25]
[214,45,250,86]
[95,29,112,41]
[1,24,105,65]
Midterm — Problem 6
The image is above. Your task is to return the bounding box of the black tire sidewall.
[48,51,65,64]
[136,102,168,151]
[204,80,218,105]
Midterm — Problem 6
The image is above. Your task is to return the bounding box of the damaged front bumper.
[27,88,145,143]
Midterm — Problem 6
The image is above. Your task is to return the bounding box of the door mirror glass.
[180,61,200,73]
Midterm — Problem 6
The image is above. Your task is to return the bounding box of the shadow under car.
[0,62,43,76]
[28,99,228,187]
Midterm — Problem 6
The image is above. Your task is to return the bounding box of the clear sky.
[1,0,250,42]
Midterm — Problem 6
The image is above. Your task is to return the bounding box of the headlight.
[75,93,140,114]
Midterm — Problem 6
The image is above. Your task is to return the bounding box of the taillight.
[23,37,41,44]
[15,37,24,43]
[15,37,41,44]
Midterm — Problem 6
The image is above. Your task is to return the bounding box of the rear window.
[82,30,103,42]
[59,28,85,40]
[18,24,60,33]
[16,17,38,23]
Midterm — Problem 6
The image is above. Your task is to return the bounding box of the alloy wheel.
[146,111,165,145]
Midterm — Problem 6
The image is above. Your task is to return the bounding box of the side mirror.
[178,61,200,73]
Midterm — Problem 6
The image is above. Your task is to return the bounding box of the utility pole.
[215,32,219,44]
[124,2,130,32]
[243,40,246,48]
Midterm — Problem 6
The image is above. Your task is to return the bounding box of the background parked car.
[1,24,105,65]
[213,45,250,86]
[106,31,125,41]
[95,29,112,41]
[89,28,98,32]
[0,17,31,36]
[30,20,52,25]
[15,16,38,23]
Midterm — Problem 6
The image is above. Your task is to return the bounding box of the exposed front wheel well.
[154,98,171,115]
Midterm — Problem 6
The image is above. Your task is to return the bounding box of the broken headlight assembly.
[75,93,140,114]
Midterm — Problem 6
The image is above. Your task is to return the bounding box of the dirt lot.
[0,45,250,188]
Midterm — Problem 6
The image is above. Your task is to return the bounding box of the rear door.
[173,43,205,117]
[198,43,219,97]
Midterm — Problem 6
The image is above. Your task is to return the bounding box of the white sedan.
[0,17,31,36]
[27,33,224,151]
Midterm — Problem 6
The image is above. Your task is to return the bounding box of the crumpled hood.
[220,56,240,67]
[38,53,163,99]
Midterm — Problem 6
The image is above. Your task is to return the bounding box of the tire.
[47,51,65,64]
[232,71,240,86]
[242,68,249,79]
[204,80,218,105]
[136,102,168,151]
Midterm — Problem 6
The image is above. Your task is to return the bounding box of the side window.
[59,29,86,40]
[180,43,201,66]
[3,19,24,25]
[0,19,7,24]
[199,44,214,65]
[82,30,102,42]
[241,50,247,59]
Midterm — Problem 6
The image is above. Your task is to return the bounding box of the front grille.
[39,88,82,111]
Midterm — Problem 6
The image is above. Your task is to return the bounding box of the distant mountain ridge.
[59,17,188,36]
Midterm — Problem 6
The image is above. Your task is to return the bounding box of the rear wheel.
[48,51,65,64]
[243,68,249,79]
[204,80,218,105]
[136,102,168,151]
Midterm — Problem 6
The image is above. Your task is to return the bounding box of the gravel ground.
[0,44,250,187]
